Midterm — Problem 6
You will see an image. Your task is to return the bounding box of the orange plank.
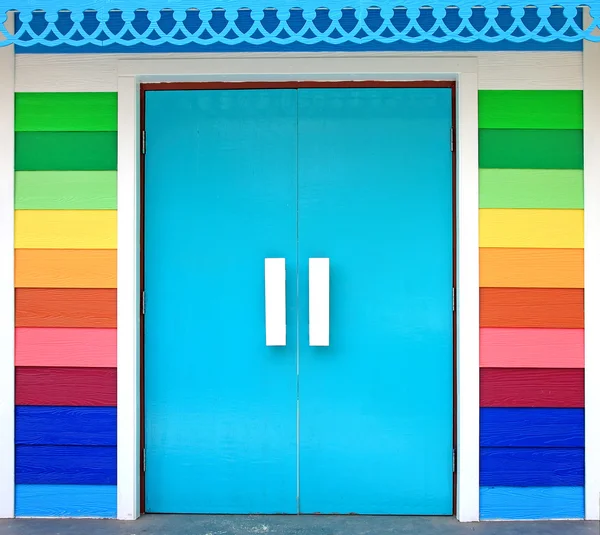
[15,249,116,288]
[479,248,583,288]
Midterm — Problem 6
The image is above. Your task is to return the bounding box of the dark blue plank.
[16,406,117,446]
[480,447,584,487]
[16,445,117,485]
[480,408,584,448]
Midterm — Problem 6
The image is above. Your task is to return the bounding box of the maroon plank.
[16,367,117,406]
[480,368,584,408]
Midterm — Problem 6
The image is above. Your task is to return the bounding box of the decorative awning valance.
[0,2,598,47]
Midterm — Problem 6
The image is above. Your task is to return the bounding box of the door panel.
[297,88,454,514]
[144,89,298,513]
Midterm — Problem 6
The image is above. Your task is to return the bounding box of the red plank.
[16,367,117,406]
[480,368,584,408]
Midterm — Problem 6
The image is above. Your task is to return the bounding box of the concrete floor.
[0,515,598,535]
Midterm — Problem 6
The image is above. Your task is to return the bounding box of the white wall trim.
[0,12,15,519]
[116,54,480,522]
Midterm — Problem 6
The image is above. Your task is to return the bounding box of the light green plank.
[479,90,583,130]
[479,169,583,209]
[15,171,117,209]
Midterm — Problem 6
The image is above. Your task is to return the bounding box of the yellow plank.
[15,210,117,249]
[479,209,583,249]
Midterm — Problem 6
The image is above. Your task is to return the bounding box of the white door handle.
[265,258,286,346]
[309,258,330,346]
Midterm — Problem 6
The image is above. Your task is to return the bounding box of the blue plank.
[480,486,584,520]
[16,446,117,485]
[480,408,584,447]
[480,447,584,487]
[16,406,117,446]
[16,484,116,518]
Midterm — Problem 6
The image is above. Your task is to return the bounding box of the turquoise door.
[144,87,453,515]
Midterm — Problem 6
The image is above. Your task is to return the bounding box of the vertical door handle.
[265,258,286,346]
[309,258,330,346]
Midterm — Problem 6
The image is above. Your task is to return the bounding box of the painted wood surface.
[478,90,583,129]
[16,406,117,445]
[16,484,117,518]
[16,445,117,484]
[15,132,117,171]
[15,210,117,249]
[479,327,584,368]
[479,209,583,248]
[480,408,584,447]
[478,169,583,209]
[16,367,117,406]
[480,368,584,407]
[480,447,584,486]
[480,288,584,328]
[15,327,117,367]
[15,92,117,132]
[16,288,117,328]
[15,171,117,209]
[479,248,584,288]
[15,249,117,288]
[480,486,584,520]
[479,129,583,169]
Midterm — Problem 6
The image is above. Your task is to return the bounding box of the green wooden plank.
[15,132,117,171]
[479,129,583,170]
[15,93,117,132]
[478,90,583,130]
[479,169,583,209]
[15,171,117,210]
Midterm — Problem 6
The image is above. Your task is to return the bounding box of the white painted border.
[0,12,15,520]
[116,54,480,522]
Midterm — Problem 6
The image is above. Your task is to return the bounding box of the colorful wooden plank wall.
[478,90,585,520]
[14,92,118,518]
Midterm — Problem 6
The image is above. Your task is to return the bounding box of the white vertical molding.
[455,70,480,523]
[583,10,600,522]
[117,74,141,520]
[0,11,15,520]
[265,258,287,346]
[308,258,330,347]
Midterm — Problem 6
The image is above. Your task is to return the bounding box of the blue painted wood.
[297,88,454,514]
[16,406,117,446]
[480,408,584,447]
[16,445,117,485]
[16,484,117,518]
[480,486,584,520]
[144,89,298,513]
[480,447,584,486]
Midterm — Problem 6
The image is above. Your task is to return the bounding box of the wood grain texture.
[16,289,116,328]
[15,327,117,367]
[15,92,117,132]
[15,171,117,209]
[480,486,584,520]
[480,288,584,328]
[480,408,584,447]
[480,327,584,368]
[16,484,117,518]
[479,209,584,249]
[479,169,583,209]
[16,445,117,485]
[16,406,116,446]
[480,368,584,407]
[480,447,584,486]
[16,367,117,406]
[479,129,583,170]
[15,249,117,288]
[479,248,584,288]
[15,210,117,249]
[478,90,583,130]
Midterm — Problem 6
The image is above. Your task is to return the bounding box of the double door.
[143,86,454,515]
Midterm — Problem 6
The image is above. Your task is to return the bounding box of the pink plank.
[15,328,117,367]
[480,328,584,368]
